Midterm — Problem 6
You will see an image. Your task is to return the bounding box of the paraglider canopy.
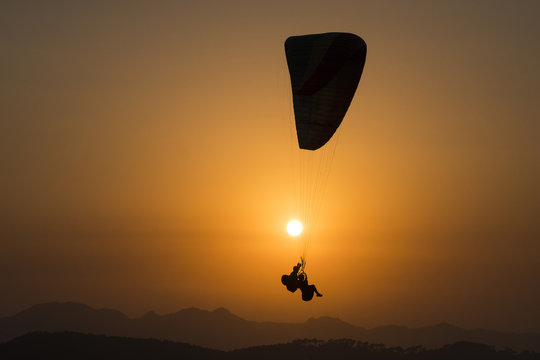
[285,32,367,150]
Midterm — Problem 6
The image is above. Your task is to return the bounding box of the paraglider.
[281,32,367,299]
[281,258,323,301]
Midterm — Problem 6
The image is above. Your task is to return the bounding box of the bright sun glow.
[287,220,303,237]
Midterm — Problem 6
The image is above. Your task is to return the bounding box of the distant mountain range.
[0,302,538,352]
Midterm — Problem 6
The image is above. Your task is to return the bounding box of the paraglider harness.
[293,257,308,280]
[299,257,307,280]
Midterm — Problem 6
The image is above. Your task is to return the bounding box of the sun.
[286,220,303,237]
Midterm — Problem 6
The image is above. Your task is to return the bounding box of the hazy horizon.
[4,300,539,335]
[1,1,539,333]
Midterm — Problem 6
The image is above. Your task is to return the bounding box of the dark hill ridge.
[1,332,538,360]
[0,302,539,352]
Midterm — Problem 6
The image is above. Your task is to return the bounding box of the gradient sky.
[1,0,539,332]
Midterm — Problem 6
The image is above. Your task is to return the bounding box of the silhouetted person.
[297,273,322,301]
[281,262,302,293]
[281,259,322,301]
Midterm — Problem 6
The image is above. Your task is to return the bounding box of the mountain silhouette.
[0,302,539,352]
[2,332,538,360]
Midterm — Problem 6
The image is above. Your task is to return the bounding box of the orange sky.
[1,1,539,332]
